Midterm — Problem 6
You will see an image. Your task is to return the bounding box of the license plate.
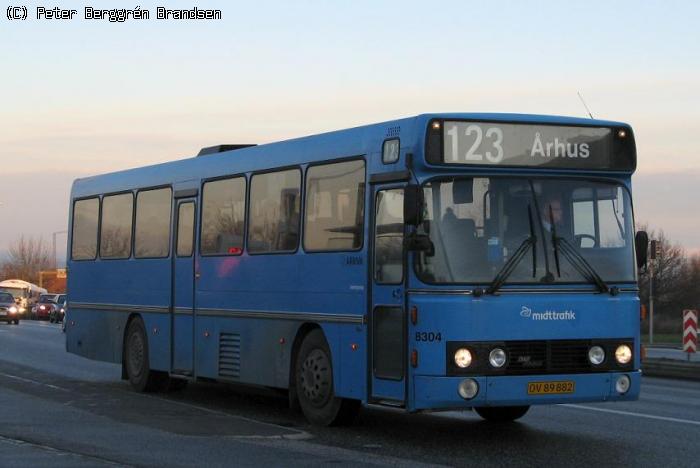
[527,380,575,395]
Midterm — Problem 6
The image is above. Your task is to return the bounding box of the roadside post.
[683,309,697,361]
[649,240,658,344]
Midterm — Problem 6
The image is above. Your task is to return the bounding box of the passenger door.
[172,198,197,374]
[370,185,406,404]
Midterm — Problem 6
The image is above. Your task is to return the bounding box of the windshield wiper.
[486,205,537,295]
[552,234,610,293]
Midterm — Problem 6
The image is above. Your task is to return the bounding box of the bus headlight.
[488,348,507,368]
[615,375,631,394]
[454,348,473,368]
[615,345,632,365]
[588,346,605,365]
[458,378,479,400]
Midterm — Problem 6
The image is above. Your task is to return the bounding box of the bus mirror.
[404,185,424,226]
[635,230,649,269]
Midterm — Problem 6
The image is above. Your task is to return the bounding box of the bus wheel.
[295,329,359,426]
[125,317,168,392]
[475,405,530,422]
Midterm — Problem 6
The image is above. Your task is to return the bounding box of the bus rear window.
[71,197,99,260]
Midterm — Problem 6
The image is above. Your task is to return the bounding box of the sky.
[1,0,699,262]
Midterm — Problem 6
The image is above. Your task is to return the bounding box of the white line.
[561,403,700,427]
[0,372,69,392]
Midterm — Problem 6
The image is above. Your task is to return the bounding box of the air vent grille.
[218,333,241,379]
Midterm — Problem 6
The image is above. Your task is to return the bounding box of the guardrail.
[642,358,700,381]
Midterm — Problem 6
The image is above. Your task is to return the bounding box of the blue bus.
[66,113,648,425]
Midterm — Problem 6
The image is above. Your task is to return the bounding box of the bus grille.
[218,333,241,379]
[447,338,634,376]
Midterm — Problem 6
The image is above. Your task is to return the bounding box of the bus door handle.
[195,272,201,279]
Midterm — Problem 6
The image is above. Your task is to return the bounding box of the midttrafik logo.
[520,306,576,321]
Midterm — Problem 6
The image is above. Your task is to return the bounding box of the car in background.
[49,294,67,323]
[34,293,60,320]
[0,292,20,324]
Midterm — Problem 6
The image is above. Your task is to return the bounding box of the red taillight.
[228,247,242,255]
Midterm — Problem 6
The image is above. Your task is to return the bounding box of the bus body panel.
[408,291,640,376]
[412,371,641,411]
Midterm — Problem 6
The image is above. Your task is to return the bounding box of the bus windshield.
[0,287,24,299]
[415,177,636,285]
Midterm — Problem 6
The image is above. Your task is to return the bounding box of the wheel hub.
[300,349,331,406]
[128,331,144,378]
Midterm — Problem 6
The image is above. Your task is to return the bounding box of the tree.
[0,235,52,284]
[638,226,700,334]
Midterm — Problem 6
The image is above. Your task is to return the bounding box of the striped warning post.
[683,309,697,353]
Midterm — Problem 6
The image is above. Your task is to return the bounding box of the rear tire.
[475,405,530,422]
[294,329,359,426]
[124,317,168,392]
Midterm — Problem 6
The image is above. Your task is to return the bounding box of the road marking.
[561,404,700,426]
[128,390,312,440]
[0,372,69,392]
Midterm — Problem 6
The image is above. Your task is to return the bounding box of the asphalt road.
[1,321,698,467]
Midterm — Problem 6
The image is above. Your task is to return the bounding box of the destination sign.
[427,121,635,171]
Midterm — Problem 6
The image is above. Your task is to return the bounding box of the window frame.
[99,190,135,261]
[302,157,366,254]
[199,174,248,257]
[70,196,101,261]
[133,185,173,260]
[247,165,303,256]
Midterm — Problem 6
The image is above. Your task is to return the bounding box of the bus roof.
[71,113,633,198]
[0,279,48,293]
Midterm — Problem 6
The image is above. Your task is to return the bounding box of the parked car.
[49,295,67,323]
[0,292,20,324]
[34,293,60,320]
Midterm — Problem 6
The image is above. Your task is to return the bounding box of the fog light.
[615,375,631,394]
[615,345,632,365]
[588,346,605,365]
[454,348,473,368]
[489,348,507,368]
[458,378,479,400]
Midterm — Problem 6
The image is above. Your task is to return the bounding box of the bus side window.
[374,189,404,284]
[304,160,365,252]
[134,187,172,258]
[100,193,134,259]
[248,169,301,254]
[201,177,246,255]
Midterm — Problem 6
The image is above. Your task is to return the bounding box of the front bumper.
[412,371,640,411]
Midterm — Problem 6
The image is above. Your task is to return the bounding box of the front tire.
[124,317,168,392]
[475,405,530,422]
[294,329,359,426]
